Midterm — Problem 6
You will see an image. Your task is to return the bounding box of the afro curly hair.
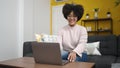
[62,3,84,21]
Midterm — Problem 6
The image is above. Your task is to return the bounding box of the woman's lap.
[61,50,87,62]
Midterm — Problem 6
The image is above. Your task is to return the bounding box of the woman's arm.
[57,30,63,50]
[73,27,88,57]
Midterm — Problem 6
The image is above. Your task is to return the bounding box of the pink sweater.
[57,24,88,57]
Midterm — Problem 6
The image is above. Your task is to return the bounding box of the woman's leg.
[76,53,88,62]
[61,50,69,60]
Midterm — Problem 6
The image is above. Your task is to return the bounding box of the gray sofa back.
[88,35,117,56]
[23,35,118,57]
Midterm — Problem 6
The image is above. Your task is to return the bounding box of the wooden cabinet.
[81,18,113,35]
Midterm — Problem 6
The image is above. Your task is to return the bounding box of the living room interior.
[0,0,120,68]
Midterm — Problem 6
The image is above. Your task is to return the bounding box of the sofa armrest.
[117,35,120,56]
[23,41,34,57]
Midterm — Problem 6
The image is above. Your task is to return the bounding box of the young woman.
[57,3,88,62]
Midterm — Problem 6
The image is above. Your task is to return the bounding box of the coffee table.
[0,57,95,68]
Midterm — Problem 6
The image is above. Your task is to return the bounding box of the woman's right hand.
[68,51,77,62]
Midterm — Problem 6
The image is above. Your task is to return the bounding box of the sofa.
[87,35,119,68]
[23,35,120,68]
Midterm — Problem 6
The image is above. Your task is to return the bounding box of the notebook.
[31,42,69,65]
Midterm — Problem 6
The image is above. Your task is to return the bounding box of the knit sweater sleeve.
[57,29,63,50]
[73,27,88,57]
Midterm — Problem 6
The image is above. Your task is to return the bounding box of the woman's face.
[67,11,78,26]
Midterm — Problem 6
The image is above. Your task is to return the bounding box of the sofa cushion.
[87,55,116,63]
[100,41,117,56]
[86,41,101,55]
[87,55,116,68]
[88,35,117,56]
[95,63,111,68]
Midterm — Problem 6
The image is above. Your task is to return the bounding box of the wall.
[51,0,120,35]
[24,0,50,41]
[33,0,50,35]
[52,5,68,35]
[24,0,34,41]
[0,0,50,61]
[0,0,19,61]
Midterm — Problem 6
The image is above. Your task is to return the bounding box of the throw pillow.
[35,33,58,42]
[42,34,58,42]
[85,41,101,55]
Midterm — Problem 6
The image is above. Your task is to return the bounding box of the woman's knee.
[61,50,69,60]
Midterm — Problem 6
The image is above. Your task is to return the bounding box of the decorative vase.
[94,12,98,19]
[86,13,90,19]
[107,12,111,18]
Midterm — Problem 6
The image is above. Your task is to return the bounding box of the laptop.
[31,42,69,65]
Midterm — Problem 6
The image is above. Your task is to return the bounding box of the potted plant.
[94,8,99,12]
[106,12,111,18]
[115,0,120,6]
[86,13,90,19]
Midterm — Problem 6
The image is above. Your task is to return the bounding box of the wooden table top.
[0,57,95,68]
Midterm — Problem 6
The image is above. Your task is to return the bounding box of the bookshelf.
[81,18,113,35]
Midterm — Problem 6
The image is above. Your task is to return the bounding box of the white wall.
[33,0,50,35]
[0,0,19,61]
[24,0,50,41]
[0,0,50,61]
[52,5,67,35]
[24,0,34,41]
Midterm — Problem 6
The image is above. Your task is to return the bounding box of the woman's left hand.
[68,51,77,62]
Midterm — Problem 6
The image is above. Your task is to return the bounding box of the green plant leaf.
[115,0,120,6]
